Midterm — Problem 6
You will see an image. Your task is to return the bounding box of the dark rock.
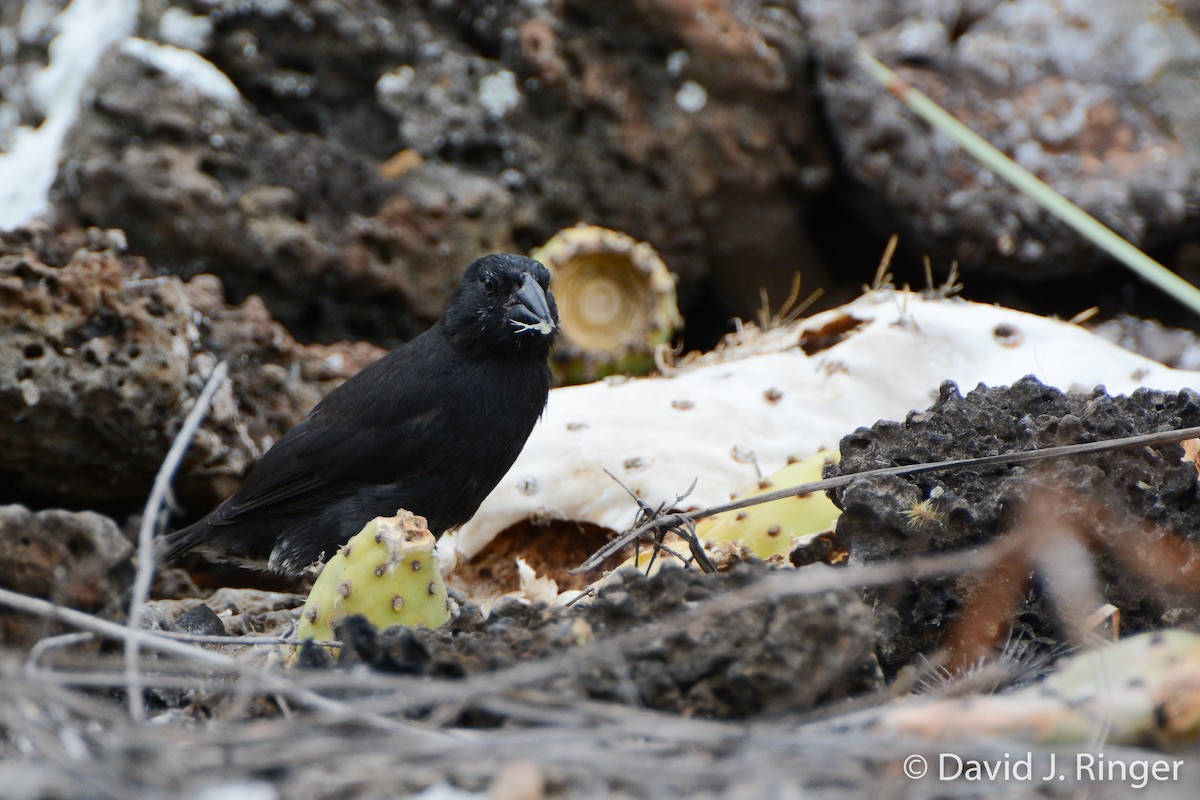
[50,42,507,347]
[827,375,1200,674]
[339,562,881,720]
[48,0,830,341]
[172,603,227,637]
[146,587,308,639]
[336,614,431,675]
[806,0,1200,279]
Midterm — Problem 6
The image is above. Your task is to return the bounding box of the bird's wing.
[206,403,444,525]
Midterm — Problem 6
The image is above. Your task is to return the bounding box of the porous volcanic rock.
[0,226,382,515]
[828,375,1200,674]
[0,503,133,646]
[49,0,829,341]
[807,0,1200,279]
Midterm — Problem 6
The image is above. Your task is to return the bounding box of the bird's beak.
[509,273,556,336]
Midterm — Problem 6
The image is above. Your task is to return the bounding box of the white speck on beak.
[511,318,555,336]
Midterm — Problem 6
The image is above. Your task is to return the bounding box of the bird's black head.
[445,254,559,359]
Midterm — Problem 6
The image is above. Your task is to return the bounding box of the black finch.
[159,254,558,575]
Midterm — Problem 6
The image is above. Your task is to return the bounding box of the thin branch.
[25,632,96,673]
[0,586,442,739]
[152,631,343,648]
[674,518,716,573]
[575,424,1200,572]
[126,360,228,723]
[602,469,712,572]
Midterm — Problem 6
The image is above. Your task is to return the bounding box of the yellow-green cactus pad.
[880,630,1200,745]
[695,450,841,558]
[296,510,451,647]
[1029,629,1200,744]
[531,224,682,382]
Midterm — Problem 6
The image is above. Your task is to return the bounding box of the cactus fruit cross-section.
[531,224,682,383]
[296,511,452,648]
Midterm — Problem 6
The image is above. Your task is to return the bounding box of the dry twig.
[0,585,446,739]
[126,361,228,722]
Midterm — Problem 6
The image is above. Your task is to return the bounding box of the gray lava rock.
[1090,315,1200,371]
[828,375,1200,674]
[0,504,132,646]
[807,0,1200,278]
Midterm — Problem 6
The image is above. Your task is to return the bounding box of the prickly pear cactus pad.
[878,630,1200,746]
[600,450,842,579]
[696,450,841,558]
[296,511,451,647]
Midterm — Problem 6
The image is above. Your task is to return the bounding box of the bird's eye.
[483,275,498,295]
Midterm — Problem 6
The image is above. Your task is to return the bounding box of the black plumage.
[159,254,558,574]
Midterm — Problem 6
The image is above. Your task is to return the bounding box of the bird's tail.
[156,518,212,564]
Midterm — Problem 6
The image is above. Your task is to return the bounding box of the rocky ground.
[830,377,1200,673]
[5,1,1200,798]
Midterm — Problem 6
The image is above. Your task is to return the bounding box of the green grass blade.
[858,49,1200,316]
